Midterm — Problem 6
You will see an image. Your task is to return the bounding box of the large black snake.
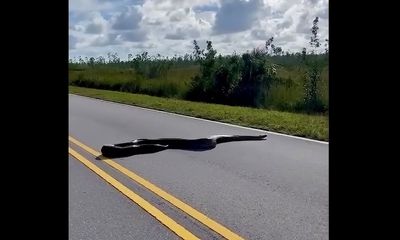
[101,134,267,158]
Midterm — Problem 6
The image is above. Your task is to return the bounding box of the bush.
[187,44,277,108]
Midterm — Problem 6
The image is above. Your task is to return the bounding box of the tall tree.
[193,40,203,61]
[310,17,320,52]
[265,37,274,55]
[304,17,324,112]
[324,38,329,54]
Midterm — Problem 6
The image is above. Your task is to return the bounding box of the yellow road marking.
[68,147,200,240]
[69,136,245,240]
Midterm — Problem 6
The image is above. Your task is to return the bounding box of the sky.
[69,0,328,60]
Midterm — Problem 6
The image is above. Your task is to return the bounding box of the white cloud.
[251,29,269,40]
[112,6,143,30]
[86,23,104,34]
[165,32,186,40]
[118,29,148,42]
[213,0,264,34]
[277,17,293,29]
[195,11,216,26]
[91,33,120,46]
[68,0,114,12]
[69,0,329,58]
[70,25,85,32]
[168,8,190,22]
[69,35,78,49]
[165,27,201,40]
[84,12,108,34]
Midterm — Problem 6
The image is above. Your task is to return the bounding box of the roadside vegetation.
[69,17,328,140]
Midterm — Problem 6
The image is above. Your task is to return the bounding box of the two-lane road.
[69,94,328,240]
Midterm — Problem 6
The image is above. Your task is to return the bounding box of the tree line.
[69,17,328,113]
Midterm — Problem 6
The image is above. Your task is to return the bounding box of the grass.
[265,65,329,111]
[69,65,198,98]
[69,62,328,113]
[70,86,328,141]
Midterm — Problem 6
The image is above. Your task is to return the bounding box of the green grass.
[69,65,199,98]
[69,63,328,113]
[265,66,329,111]
[70,86,328,141]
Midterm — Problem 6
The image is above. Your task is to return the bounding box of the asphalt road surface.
[69,94,328,240]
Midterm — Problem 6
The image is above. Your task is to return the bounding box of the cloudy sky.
[69,0,328,60]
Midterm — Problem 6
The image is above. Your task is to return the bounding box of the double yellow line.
[69,136,245,240]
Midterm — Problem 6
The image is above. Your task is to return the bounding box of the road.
[69,94,328,240]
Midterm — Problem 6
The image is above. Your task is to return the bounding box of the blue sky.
[69,0,328,60]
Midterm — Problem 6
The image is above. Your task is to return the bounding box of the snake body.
[101,134,267,158]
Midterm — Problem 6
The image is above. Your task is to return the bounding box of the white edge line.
[70,94,329,145]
